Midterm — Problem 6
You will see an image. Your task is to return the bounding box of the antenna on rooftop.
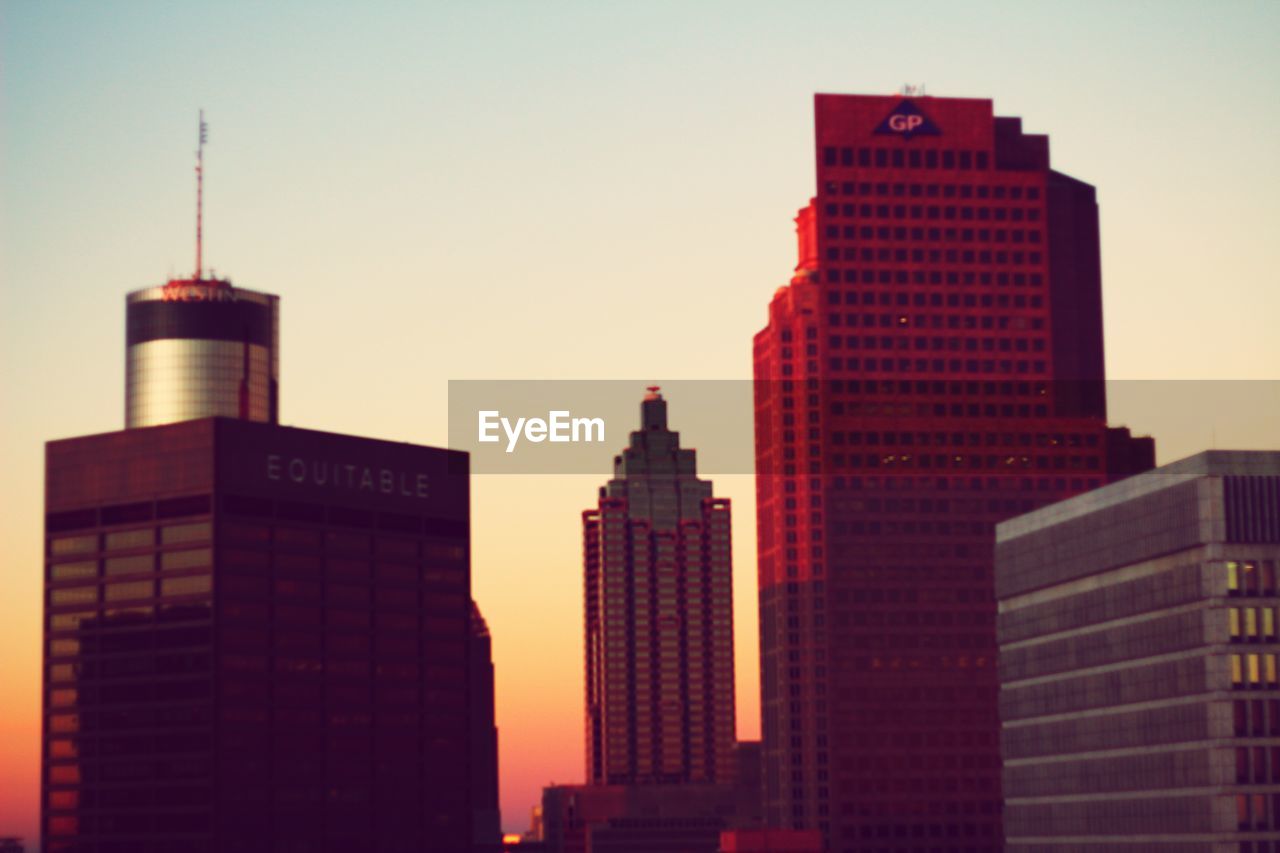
[195,110,208,281]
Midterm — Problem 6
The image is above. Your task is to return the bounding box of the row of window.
[222,523,466,561]
[832,315,1044,339]
[1240,842,1280,853]
[49,549,212,582]
[49,523,210,557]
[49,576,212,606]
[819,359,1047,378]
[1230,607,1280,642]
[773,471,1085,494]
[826,269,1043,286]
[826,230,1042,256]
[1236,792,1280,831]
[824,453,1099,472]
[822,146,998,172]
[1228,561,1278,597]
[780,368,1052,388]
[830,312,1042,331]
[833,337,1047,356]
[830,432,1099,449]
[1231,653,1280,689]
[769,377,1059,397]
[1236,746,1280,784]
[49,604,210,632]
[219,550,464,585]
[826,289,1042,309]
[1233,698,1280,737]
[825,204,1040,224]
[823,179,1040,201]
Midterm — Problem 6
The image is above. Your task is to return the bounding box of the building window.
[105,580,153,602]
[161,575,212,596]
[50,535,96,556]
[105,528,154,550]
[50,586,96,606]
[104,554,153,576]
[49,561,96,581]
[161,521,211,544]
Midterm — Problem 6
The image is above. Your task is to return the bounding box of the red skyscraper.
[752,93,1153,849]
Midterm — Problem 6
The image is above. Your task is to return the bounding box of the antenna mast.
[195,110,208,281]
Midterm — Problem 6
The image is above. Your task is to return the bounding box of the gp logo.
[873,99,941,140]
[888,114,925,133]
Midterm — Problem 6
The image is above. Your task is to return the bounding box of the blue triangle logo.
[873,99,942,140]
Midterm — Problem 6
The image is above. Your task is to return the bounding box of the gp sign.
[888,114,924,133]
[874,99,941,140]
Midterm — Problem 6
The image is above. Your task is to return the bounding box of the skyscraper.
[42,419,475,852]
[583,388,735,786]
[997,451,1280,849]
[752,93,1154,849]
[42,115,481,852]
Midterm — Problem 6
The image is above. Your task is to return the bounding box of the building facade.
[752,93,1154,848]
[583,389,735,787]
[126,278,280,428]
[41,417,473,853]
[997,450,1280,851]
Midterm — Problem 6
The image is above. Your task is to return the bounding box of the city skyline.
[3,2,1280,846]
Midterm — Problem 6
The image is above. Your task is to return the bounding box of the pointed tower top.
[641,386,667,431]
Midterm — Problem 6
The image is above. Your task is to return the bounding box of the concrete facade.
[997,451,1280,851]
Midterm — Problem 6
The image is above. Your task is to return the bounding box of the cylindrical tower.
[125,277,279,428]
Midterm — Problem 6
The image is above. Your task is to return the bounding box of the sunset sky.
[2,0,1279,843]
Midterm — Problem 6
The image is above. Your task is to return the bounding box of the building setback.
[752,92,1153,849]
[583,389,735,787]
[997,450,1280,851]
[41,417,474,853]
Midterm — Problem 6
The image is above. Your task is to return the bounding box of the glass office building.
[42,418,474,853]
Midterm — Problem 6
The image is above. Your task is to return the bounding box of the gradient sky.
[3,0,1279,843]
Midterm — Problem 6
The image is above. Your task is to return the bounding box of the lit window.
[50,535,96,556]
[104,580,153,602]
[161,548,211,571]
[1244,561,1260,595]
[161,575,212,596]
[50,586,96,606]
[105,528,153,550]
[50,561,96,581]
[105,554,152,576]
